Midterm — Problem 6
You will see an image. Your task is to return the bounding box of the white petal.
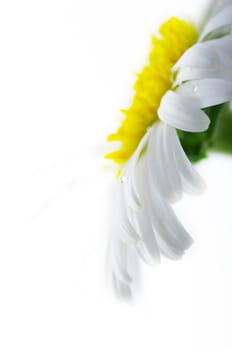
[200,4,232,40]
[155,234,186,260]
[122,162,140,210]
[206,35,232,57]
[177,78,232,108]
[171,128,206,194]
[149,187,193,249]
[131,207,161,265]
[175,66,232,86]
[147,123,182,202]
[158,90,210,132]
[212,0,232,14]
[144,168,193,258]
[110,225,140,299]
[147,123,205,197]
[128,155,162,265]
[122,129,151,209]
[112,275,132,299]
[173,37,232,85]
[173,43,225,86]
[205,36,232,81]
[111,235,132,285]
[173,43,219,72]
[111,182,141,245]
[117,191,141,244]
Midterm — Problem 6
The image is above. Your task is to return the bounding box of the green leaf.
[210,103,232,154]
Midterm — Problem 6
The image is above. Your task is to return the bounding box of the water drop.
[120,176,127,184]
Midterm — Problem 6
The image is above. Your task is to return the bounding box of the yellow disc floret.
[105,17,198,165]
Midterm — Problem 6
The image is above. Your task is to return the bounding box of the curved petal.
[130,206,161,265]
[162,124,206,195]
[206,35,232,57]
[173,37,232,85]
[177,78,232,108]
[110,207,140,298]
[147,123,182,203]
[205,35,232,81]
[171,127,206,194]
[213,0,232,14]
[144,166,194,259]
[112,275,132,300]
[158,90,210,132]
[172,43,224,86]
[146,124,205,196]
[173,43,219,72]
[200,4,232,40]
[155,234,186,260]
[110,182,141,245]
[117,189,142,244]
[111,235,132,286]
[122,129,151,209]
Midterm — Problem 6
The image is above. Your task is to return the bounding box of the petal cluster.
[109,1,232,299]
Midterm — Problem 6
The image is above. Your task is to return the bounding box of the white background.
[1,0,232,349]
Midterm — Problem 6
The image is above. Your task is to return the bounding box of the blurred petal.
[133,207,161,265]
[111,235,132,286]
[116,187,141,244]
[200,4,232,39]
[122,130,151,209]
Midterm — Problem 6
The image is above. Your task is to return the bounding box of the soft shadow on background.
[0,0,232,349]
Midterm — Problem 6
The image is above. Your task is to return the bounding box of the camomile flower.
[105,0,232,299]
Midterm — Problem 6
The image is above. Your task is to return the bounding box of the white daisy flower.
[105,1,232,299]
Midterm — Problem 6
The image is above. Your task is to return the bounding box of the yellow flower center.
[105,17,198,165]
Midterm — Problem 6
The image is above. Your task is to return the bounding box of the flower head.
[106,1,232,299]
[105,18,198,165]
